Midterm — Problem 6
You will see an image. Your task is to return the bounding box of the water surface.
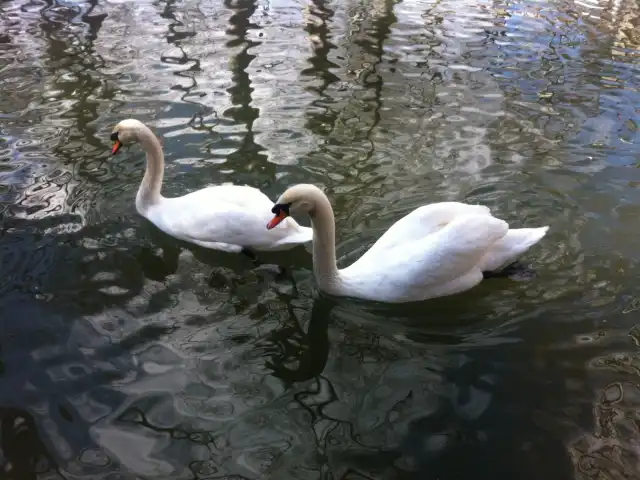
[1,0,640,478]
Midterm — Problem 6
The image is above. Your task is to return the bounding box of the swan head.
[267,184,324,229]
[110,119,147,155]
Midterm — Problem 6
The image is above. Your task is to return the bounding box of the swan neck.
[136,128,164,212]
[310,191,341,291]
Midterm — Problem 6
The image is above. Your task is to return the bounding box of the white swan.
[266,184,549,303]
[110,119,312,254]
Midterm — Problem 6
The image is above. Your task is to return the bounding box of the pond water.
[1,0,640,478]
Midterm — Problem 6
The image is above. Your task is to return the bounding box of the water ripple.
[1,0,640,478]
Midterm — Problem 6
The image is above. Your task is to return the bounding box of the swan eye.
[267,203,292,230]
[110,131,122,155]
[271,203,291,215]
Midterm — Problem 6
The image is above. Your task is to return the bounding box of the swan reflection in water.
[258,290,575,480]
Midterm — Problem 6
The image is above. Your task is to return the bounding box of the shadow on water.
[0,213,146,477]
[0,3,181,473]
[136,216,313,290]
[0,211,299,478]
[0,407,60,479]
[274,292,582,480]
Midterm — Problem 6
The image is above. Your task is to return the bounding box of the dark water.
[1,0,640,478]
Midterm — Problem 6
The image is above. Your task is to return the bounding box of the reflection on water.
[1,0,640,478]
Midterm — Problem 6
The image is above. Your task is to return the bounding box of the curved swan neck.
[136,125,164,212]
[307,188,341,291]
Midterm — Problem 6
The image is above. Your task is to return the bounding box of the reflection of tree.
[302,0,340,133]
[115,406,246,480]
[222,0,273,184]
[255,291,585,479]
[159,0,197,45]
[0,212,295,478]
[303,0,398,197]
[0,14,152,476]
[40,0,109,153]
[0,0,111,223]
[0,204,312,477]
[348,0,396,164]
[110,295,332,479]
[157,0,202,114]
[573,0,640,53]
[481,0,639,172]
[5,0,632,478]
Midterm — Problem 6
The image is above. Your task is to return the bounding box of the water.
[1,0,639,478]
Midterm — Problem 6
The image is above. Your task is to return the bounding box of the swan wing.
[197,183,275,210]
[146,186,311,251]
[355,202,492,263]
[341,213,509,302]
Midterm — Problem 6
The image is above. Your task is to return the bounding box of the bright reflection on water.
[0,0,639,478]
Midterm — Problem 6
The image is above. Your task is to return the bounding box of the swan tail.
[479,226,549,272]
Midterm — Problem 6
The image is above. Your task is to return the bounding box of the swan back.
[356,202,492,263]
[339,213,510,302]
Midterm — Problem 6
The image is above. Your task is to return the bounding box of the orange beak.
[111,140,122,155]
[267,211,288,230]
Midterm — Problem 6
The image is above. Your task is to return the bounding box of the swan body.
[266,184,549,303]
[110,119,312,252]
